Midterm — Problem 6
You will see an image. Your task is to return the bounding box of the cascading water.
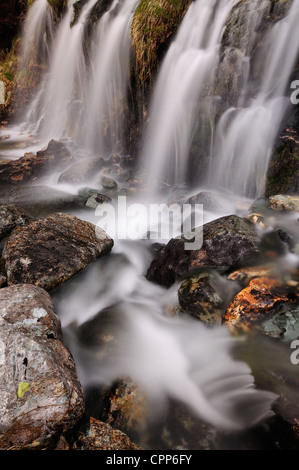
[22,0,139,158]
[208,0,299,198]
[0,0,298,450]
[141,0,239,188]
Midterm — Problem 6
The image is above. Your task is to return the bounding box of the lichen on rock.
[131,0,193,84]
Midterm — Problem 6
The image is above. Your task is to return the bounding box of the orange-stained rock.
[223,276,298,328]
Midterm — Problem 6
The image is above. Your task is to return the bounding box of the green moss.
[131,0,193,85]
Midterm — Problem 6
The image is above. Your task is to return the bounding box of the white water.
[19,0,54,70]
[208,0,299,198]
[82,0,140,155]
[54,237,277,433]
[141,0,239,188]
[22,0,139,158]
[24,0,96,143]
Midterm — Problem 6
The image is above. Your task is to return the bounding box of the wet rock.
[178,272,225,324]
[73,417,141,450]
[258,230,291,259]
[0,284,85,450]
[223,277,299,329]
[3,212,113,291]
[86,193,112,209]
[268,195,299,212]
[146,215,261,287]
[0,139,74,184]
[266,129,299,197]
[0,204,31,241]
[58,156,106,184]
[100,175,118,190]
[228,265,275,285]
[117,169,132,183]
[131,0,193,84]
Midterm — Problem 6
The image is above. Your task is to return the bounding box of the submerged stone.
[100,175,118,189]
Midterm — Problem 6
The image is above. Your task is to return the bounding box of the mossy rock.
[47,0,68,18]
[266,130,299,197]
[131,0,193,85]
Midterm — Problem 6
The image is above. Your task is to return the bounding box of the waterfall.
[24,0,97,143]
[20,0,54,70]
[2,0,297,444]
[141,0,299,200]
[20,0,139,158]
[82,0,140,156]
[208,0,299,198]
[141,0,239,188]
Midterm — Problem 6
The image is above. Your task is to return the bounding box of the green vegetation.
[131,0,193,85]
[47,0,68,17]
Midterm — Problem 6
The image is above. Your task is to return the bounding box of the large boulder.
[3,212,113,291]
[146,215,261,287]
[0,284,85,450]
